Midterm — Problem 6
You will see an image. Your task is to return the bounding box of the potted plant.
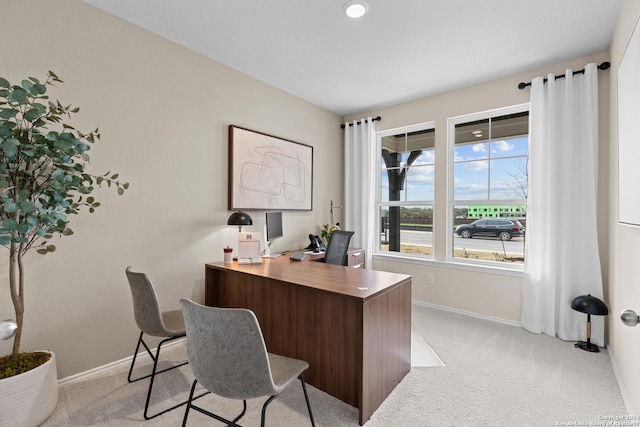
[0,71,128,425]
[321,223,340,246]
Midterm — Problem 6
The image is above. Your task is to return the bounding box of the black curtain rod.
[340,116,381,129]
[517,61,610,90]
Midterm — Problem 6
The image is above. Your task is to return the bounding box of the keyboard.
[237,257,263,265]
[262,253,281,259]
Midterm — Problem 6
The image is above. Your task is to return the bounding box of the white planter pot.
[0,351,58,427]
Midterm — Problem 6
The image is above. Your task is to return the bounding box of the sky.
[380,136,528,204]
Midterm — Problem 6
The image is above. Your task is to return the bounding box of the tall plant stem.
[9,241,25,356]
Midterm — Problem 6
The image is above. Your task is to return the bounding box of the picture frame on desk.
[228,125,313,211]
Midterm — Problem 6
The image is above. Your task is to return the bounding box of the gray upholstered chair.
[180,298,315,427]
[125,266,190,420]
[323,230,354,266]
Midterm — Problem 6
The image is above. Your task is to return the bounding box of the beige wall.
[347,51,611,324]
[608,0,640,414]
[0,1,343,378]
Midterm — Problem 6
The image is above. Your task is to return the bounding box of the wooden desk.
[296,247,366,268]
[204,255,411,425]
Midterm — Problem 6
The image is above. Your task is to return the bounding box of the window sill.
[372,252,524,278]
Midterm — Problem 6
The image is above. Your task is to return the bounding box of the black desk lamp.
[227,211,252,232]
[571,294,609,352]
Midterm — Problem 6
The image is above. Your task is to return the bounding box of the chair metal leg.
[183,383,247,427]
[182,380,197,427]
[182,373,314,427]
[259,374,316,427]
[299,374,316,427]
[260,395,278,427]
[128,332,188,383]
[127,332,192,420]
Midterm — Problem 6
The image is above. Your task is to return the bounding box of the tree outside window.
[378,125,435,256]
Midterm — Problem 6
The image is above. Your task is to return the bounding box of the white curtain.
[344,118,376,268]
[521,63,605,346]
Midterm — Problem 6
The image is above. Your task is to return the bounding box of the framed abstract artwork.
[228,125,313,210]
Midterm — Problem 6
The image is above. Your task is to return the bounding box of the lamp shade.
[227,211,253,231]
[571,294,609,316]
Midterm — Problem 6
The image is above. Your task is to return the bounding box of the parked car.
[454,218,524,241]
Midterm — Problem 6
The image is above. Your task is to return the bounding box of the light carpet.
[42,304,626,426]
[411,327,445,367]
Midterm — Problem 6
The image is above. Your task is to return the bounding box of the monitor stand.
[262,241,281,258]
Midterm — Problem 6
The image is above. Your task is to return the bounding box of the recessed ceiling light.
[344,1,369,19]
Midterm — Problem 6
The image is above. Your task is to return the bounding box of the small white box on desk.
[238,232,261,259]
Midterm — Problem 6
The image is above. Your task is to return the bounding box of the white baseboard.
[412,299,522,328]
[57,338,186,387]
[606,347,635,415]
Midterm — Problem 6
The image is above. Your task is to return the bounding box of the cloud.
[462,160,488,171]
[472,143,487,153]
[492,140,514,153]
[403,150,435,166]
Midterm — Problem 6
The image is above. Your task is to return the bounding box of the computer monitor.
[264,211,283,257]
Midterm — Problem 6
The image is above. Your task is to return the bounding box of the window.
[377,123,435,257]
[450,106,529,265]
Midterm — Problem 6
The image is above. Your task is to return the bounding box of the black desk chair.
[324,230,354,266]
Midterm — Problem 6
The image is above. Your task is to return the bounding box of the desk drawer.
[347,250,365,269]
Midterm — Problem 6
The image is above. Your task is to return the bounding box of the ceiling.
[83,0,621,117]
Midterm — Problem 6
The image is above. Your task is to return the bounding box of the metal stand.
[574,313,600,352]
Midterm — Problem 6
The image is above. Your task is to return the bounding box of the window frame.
[446,103,529,269]
[375,121,436,260]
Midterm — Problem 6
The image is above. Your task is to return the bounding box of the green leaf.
[18,200,35,213]
[23,108,42,122]
[1,138,20,158]
[32,83,46,95]
[0,108,17,119]
[2,219,18,230]
[48,70,61,81]
[2,200,18,212]
[9,87,28,104]
[0,77,9,88]
[21,80,33,91]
